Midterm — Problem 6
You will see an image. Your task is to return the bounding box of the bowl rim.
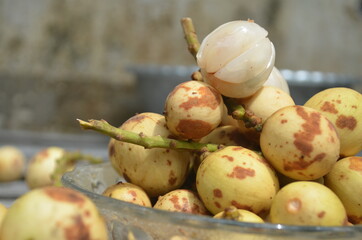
[62,162,362,236]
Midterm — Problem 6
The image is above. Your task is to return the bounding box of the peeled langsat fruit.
[196,19,275,98]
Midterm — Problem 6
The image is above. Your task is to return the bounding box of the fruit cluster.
[80,18,362,227]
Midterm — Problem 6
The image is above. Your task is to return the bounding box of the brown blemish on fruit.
[320,101,338,114]
[232,146,243,151]
[176,119,212,139]
[286,198,302,213]
[336,115,356,130]
[128,190,137,198]
[123,113,147,125]
[64,215,90,240]
[293,106,322,157]
[179,85,221,110]
[317,211,326,218]
[227,166,255,179]
[348,157,362,172]
[169,171,177,185]
[222,155,234,162]
[213,189,223,198]
[215,201,221,208]
[44,187,85,206]
[230,200,253,212]
[284,153,326,171]
[281,119,288,124]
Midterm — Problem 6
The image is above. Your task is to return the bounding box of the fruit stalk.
[52,151,103,186]
[78,119,221,152]
[181,17,200,60]
[223,97,263,131]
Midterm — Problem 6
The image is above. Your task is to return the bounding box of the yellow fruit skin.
[270,181,348,226]
[0,146,25,182]
[109,112,192,197]
[0,186,108,240]
[214,208,264,223]
[304,87,362,157]
[325,156,362,224]
[102,182,152,207]
[260,105,340,180]
[25,146,67,189]
[154,189,208,215]
[196,146,279,216]
[0,203,7,228]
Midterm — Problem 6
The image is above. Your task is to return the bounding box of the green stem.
[223,97,263,131]
[181,17,200,61]
[52,151,103,187]
[77,119,221,153]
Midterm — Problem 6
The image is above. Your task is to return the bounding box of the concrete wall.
[0,0,361,132]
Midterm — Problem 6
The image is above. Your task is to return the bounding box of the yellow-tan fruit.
[270,181,347,226]
[196,146,279,216]
[324,156,362,224]
[260,105,340,180]
[237,86,295,145]
[109,112,192,197]
[304,87,362,157]
[154,189,208,215]
[164,80,224,140]
[0,186,108,240]
[102,182,152,207]
[0,203,7,228]
[214,206,264,223]
[25,146,71,189]
[0,145,25,182]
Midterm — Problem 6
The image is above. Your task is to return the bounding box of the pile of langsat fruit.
[0,17,361,239]
[78,18,362,227]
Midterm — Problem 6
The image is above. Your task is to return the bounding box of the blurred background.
[0,0,361,133]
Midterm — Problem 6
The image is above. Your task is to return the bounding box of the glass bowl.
[62,162,362,240]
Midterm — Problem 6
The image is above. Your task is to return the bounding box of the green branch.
[77,119,222,153]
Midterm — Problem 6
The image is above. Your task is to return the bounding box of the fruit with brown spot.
[304,87,362,157]
[270,181,347,226]
[214,206,264,223]
[25,146,72,189]
[110,112,192,197]
[260,105,340,180]
[196,146,279,216]
[164,80,224,140]
[0,145,25,182]
[102,181,152,207]
[154,189,208,215]
[237,86,295,145]
[324,156,362,224]
[0,186,108,240]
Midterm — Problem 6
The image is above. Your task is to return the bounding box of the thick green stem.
[77,119,221,153]
[181,17,200,61]
[52,151,103,187]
